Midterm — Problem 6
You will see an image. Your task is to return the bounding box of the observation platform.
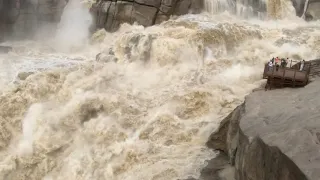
[263,60,312,90]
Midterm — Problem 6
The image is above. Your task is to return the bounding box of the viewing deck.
[263,61,311,90]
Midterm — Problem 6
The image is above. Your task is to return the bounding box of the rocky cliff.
[90,0,203,32]
[0,0,202,39]
[290,0,320,20]
[0,0,67,40]
[2,0,320,41]
[204,79,320,180]
[305,0,320,20]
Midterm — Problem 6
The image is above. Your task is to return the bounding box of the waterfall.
[204,0,267,19]
[204,0,295,20]
[204,0,235,14]
[301,0,310,20]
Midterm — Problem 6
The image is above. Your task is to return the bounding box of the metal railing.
[263,60,311,89]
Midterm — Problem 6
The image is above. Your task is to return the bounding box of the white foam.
[0,0,320,180]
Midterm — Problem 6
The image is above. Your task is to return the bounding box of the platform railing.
[263,60,311,89]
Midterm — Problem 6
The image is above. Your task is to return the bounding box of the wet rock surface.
[305,0,320,20]
[1,0,320,41]
[239,79,320,179]
[292,0,320,20]
[91,0,203,32]
[1,0,203,39]
[183,153,234,180]
[291,0,307,16]
[0,0,67,39]
[205,80,320,179]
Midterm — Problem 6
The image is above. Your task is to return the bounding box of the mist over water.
[54,0,93,52]
[0,0,320,180]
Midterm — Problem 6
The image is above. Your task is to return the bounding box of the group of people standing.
[268,57,305,71]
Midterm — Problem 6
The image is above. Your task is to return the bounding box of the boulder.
[205,79,320,179]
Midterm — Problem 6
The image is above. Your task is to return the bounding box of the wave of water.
[0,0,320,180]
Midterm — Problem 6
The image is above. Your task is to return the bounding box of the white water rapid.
[0,0,320,180]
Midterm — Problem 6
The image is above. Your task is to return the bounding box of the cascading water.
[54,0,93,52]
[204,0,235,14]
[266,0,297,19]
[301,0,310,20]
[204,0,267,18]
[204,0,296,20]
[0,0,319,180]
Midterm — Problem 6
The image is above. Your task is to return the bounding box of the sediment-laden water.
[0,0,319,179]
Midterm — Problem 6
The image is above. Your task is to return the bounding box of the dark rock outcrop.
[1,0,203,39]
[305,0,320,20]
[308,59,320,78]
[0,0,20,41]
[291,0,307,17]
[188,153,234,180]
[1,0,320,41]
[0,0,67,39]
[291,0,320,20]
[90,0,203,32]
[205,78,320,179]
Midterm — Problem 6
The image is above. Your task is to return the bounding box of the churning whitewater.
[0,0,320,180]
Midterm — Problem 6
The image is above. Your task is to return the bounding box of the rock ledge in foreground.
[206,100,309,179]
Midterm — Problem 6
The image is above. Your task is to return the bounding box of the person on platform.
[300,60,305,71]
[281,58,285,68]
[268,60,273,71]
[275,57,280,64]
[275,57,280,71]
[271,57,275,64]
[285,58,289,67]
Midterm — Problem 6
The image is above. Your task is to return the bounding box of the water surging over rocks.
[96,20,263,64]
[0,16,268,180]
[0,1,320,180]
[204,0,297,19]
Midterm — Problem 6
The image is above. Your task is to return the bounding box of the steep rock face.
[1,0,203,39]
[239,79,320,179]
[290,0,307,16]
[0,0,20,41]
[291,0,320,20]
[305,0,320,20]
[205,80,320,180]
[90,0,203,32]
[0,0,67,39]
